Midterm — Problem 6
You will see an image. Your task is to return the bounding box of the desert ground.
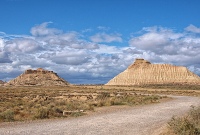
[0,85,200,134]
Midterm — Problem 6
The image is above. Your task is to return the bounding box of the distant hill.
[0,80,6,86]
[5,68,69,86]
[106,58,200,85]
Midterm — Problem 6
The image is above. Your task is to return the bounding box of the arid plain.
[1,59,200,135]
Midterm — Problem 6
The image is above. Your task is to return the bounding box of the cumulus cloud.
[90,33,122,43]
[4,38,41,53]
[1,23,200,84]
[30,22,62,36]
[122,48,142,54]
[50,50,91,65]
[0,51,12,63]
[129,27,184,55]
[70,42,99,49]
[127,25,200,74]
[0,38,5,48]
[185,24,200,33]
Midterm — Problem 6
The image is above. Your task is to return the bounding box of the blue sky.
[0,0,200,84]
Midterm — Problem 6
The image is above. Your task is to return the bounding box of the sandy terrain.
[0,95,200,135]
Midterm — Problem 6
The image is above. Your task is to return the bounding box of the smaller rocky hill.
[5,68,69,86]
[0,80,6,86]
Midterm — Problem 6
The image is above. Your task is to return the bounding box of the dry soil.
[0,95,200,135]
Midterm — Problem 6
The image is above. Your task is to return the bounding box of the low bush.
[0,109,15,122]
[0,86,165,122]
[34,107,49,119]
[168,106,200,135]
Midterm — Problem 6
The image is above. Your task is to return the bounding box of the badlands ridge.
[106,58,200,85]
[1,58,200,86]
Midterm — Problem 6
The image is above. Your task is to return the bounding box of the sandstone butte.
[106,58,200,85]
[5,68,69,86]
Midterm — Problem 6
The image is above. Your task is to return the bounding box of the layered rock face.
[5,68,69,86]
[106,58,200,85]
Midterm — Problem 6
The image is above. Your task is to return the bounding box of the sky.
[0,0,200,84]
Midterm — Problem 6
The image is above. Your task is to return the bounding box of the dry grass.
[161,106,200,135]
[136,84,200,90]
[0,86,166,122]
[86,85,200,96]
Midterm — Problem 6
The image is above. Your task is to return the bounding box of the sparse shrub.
[34,107,49,119]
[168,106,200,135]
[110,98,126,105]
[65,102,80,111]
[97,101,106,107]
[0,86,165,122]
[109,100,115,106]
[0,109,15,122]
[47,107,63,117]
[97,92,110,100]
[70,112,84,117]
[190,106,200,125]
[143,95,159,103]
[55,100,66,106]
[87,103,95,111]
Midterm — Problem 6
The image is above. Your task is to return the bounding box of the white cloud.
[129,27,184,55]
[1,23,200,84]
[70,42,99,49]
[31,22,62,36]
[0,51,12,63]
[0,64,14,73]
[93,44,121,54]
[50,50,91,65]
[90,33,122,43]
[4,38,41,53]
[185,24,200,33]
[122,48,142,54]
[0,38,5,48]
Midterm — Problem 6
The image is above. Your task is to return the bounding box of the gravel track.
[0,96,200,135]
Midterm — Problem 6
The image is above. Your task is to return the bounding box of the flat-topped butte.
[106,58,200,85]
[5,68,69,86]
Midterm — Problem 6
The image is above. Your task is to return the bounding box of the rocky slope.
[5,68,69,86]
[0,80,6,86]
[106,58,200,85]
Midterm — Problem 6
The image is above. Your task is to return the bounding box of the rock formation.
[5,68,69,86]
[106,58,200,85]
[0,80,6,86]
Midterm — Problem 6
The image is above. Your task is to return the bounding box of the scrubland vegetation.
[138,84,200,90]
[162,106,200,135]
[1,84,200,135]
[0,86,165,122]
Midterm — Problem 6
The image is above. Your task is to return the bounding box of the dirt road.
[1,96,200,135]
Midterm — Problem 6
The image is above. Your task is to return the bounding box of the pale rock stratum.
[5,68,69,86]
[106,58,200,85]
